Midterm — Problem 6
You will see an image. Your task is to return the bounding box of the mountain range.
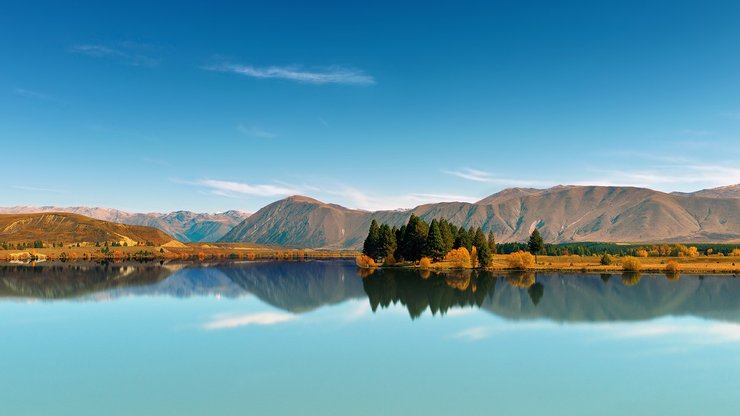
[0,206,249,242]
[221,184,740,248]
[2,184,738,248]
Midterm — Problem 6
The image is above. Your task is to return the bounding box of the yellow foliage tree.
[635,249,649,258]
[731,248,740,256]
[419,257,432,269]
[356,254,377,268]
[506,251,535,270]
[444,247,471,268]
[622,257,642,272]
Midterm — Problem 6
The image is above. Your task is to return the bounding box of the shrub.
[622,257,642,272]
[355,254,377,268]
[600,253,612,265]
[444,247,471,268]
[506,251,535,270]
[419,257,432,269]
[635,249,649,258]
[731,248,740,256]
[665,260,681,273]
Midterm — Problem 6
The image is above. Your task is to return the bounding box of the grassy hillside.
[0,212,175,246]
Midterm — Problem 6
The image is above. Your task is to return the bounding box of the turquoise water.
[1,260,738,415]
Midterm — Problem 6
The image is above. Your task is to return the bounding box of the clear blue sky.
[2,1,739,212]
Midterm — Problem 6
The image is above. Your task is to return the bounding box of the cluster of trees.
[362,215,496,267]
[0,240,45,250]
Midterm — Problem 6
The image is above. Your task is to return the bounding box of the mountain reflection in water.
[1,260,738,323]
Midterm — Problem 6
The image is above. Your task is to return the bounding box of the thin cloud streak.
[69,43,159,67]
[205,63,375,85]
[444,168,550,187]
[198,179,299,197]
[203,312,296,330]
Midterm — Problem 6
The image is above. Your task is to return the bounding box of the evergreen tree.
[439,218,455,253]
[487,230,496,253]
[473,227,492,267]
[363,220,381,259]
[378,224,397,260]
[394,224,406,260]
[528,228,544,262]
[401,214,429,261]
[426,219,447,260]
[453,227,473,252]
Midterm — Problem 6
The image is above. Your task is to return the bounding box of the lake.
[1,260,738,415]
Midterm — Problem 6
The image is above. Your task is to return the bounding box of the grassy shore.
[0,242,357,263]
[376,254,740,275]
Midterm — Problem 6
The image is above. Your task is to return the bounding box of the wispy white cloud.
[197,179,299,198]
[444,168,550,187]
[69,43,159,67]
[324,185,479,211]
[11,185,64,193]
[452,326,493,341]
[237,124,275,139]
[586,164,740,189]
[203,312,296,330]
[205,63,375,85]
[599,320,740,345]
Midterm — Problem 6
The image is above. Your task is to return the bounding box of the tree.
[439,218,455,252]
[377,224,397,261]
[527,229,544,262]
[426,219,446,261]
[363,220,381,259]
[473,227,492,268]
[401,214,429,261]
[487,230,496,253]
[453,227,472,252]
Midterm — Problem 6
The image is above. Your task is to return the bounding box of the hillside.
[0,213,176,246]
[221,185,740,248]
[0,207,249,242]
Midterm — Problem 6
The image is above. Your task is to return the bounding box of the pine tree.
[394,224,406,260]
[453,227,473,252]
[378,224,397,260]
[402,214,429,261]
[363,220,381,259]
[426,219,446,260]
[488,230,496,253]
[473,227,492,268]
[439,218,455,253]
[528,228,544,262]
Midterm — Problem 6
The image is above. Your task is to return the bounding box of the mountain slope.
[0,213,176,245]
[0,207,249,242]
[222,185,740,248]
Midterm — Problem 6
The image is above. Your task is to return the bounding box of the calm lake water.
[1,260,738,415]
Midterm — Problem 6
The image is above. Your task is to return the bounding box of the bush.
[419,257,432,269]
[506,251,535,270]
[731,248,740,256]
[665,260,681,273]
[444,247,471,268]
[356,254,378,268]
[635,249,649,258]
[600,253,612,265]
[622,257,642,272]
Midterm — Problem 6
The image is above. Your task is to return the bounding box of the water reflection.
[1,260,738,323]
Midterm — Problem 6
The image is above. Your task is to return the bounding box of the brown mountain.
[0,207,249,242]
[221,185,740,248]
[0,213,176,245]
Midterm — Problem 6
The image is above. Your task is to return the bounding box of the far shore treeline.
[361,215,740,269]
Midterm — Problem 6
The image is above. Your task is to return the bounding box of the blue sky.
[2,1,739,213]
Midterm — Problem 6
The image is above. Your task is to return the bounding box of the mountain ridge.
[222,184,740,248]
[0,206,249,242]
